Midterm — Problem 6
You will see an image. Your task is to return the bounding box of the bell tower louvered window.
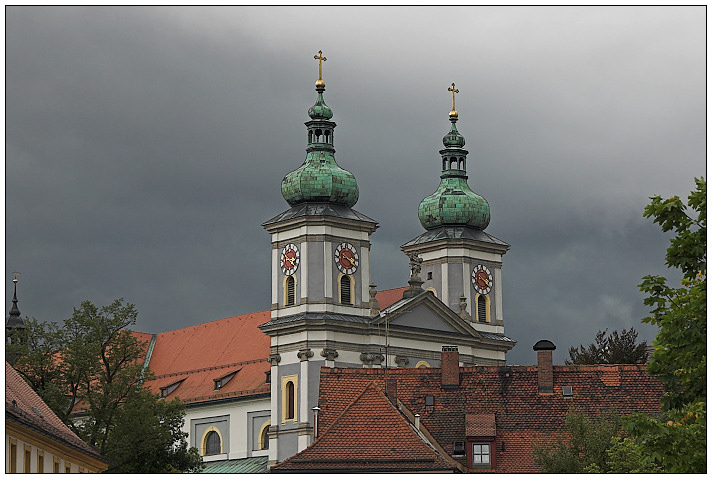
[340,275,352,304]
[478,295,487,323]
[286,275,295,306]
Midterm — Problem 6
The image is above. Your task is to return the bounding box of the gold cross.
[314,50,327,81]
[448,83,459,112]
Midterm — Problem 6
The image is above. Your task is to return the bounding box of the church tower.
[263,51,378,320]
[261,51,378,466]
[402,84,509,334]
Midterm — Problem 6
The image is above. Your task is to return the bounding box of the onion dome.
[281,51,359,208]
[418,85,490,230]
[307,90,333,120]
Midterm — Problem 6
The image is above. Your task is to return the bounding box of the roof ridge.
[152,358,266,379]
[157,310,270,335]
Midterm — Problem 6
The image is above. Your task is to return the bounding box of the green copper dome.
[281,79,359,207]
[307,91,333,120]
[418,110,490,230]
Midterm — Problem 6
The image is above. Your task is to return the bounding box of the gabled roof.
[135,288,408,405]
[140,311,271,404]
[313,363,663,473]
[5,362,108,467]
[271,381,458,473]
[374,288,515,346]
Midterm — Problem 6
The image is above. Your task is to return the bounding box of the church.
[8,51,519,472]
[132,51,517,472]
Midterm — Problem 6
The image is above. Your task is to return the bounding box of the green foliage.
[621,177,707,473]
[12,299,203,473]
[567,328,649,365]
[639,177,706,410]
[584,436,662,473]
[532,409,622,473]
[624,402,706,473]
[105,390,203,473]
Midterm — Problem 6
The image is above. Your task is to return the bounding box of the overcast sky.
[5,6,705,365]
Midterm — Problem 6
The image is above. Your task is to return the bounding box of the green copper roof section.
[308,91,333,120]
[281,150,359,206]
[281,63,359,208]
[417,102,490,230]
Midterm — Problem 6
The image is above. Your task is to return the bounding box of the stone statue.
[408,252,423,278]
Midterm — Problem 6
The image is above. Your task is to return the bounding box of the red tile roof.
[466,413,496,437]
[271,381,458,472]
[5,362,108,465]
[374,286,408,309]
[141,311,271,404]
[313,362,663,473]
[139,289,406,405]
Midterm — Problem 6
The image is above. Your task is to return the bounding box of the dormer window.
[160,379,185,398]
[213,370,239,391]
[453,440,465,457]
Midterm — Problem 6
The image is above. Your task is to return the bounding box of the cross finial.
[314,50,327,81]
[448,83,459,113]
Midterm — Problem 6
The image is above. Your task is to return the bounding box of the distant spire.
[6,273,24,329]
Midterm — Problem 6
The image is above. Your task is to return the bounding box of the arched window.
[286,381,295,420]
[340,275,352,305]
[450,157,457,169]
[308,131,313,143]
[204,430,221,456]
[443,159,448,171]
[324,130,330,143]
[477,295,487,323]
[315,129,322,142]
[258,422,270,450]
[459,158,465,170]
[281,374,298,423]
[286,275,295,306]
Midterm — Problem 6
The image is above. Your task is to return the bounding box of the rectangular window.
[24,446,31,473]
[425,395,434,406]
[53,458,60,473]
[66,462,72,473]
[472,443,491,465]
[37,450,44,473]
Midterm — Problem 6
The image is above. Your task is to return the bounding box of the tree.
[11,299,203,473]
[104,390,203,473]
[532,409,622,473]
[623,177,706,473]
[566,327,649,365]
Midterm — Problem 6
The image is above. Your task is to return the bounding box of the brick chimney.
[385,378,398,402]
[533,340,556,393]
[441,346,460,388]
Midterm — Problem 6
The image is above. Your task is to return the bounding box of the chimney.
[533,340,556,393]
[415,413,421,430]
[441,346,460,388]
[385,378,398,402]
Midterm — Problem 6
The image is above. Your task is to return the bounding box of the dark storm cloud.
[6,6,705,365]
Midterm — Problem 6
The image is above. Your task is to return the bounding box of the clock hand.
[287,257,296,266]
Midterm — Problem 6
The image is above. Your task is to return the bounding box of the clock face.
[280,244,300,275]
[334,242,359,275]
[472,264,493,295]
